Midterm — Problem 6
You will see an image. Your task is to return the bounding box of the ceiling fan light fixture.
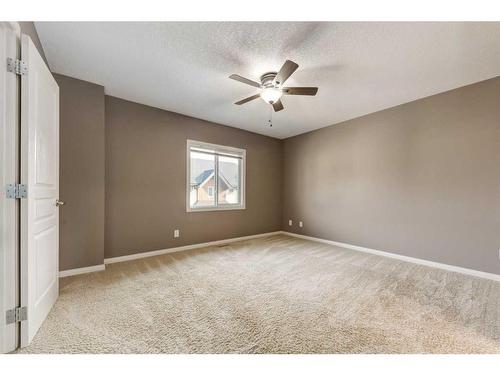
[229,60,317,112]
[260,87,282,104]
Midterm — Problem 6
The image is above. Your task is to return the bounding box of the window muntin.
[187,140,245,211]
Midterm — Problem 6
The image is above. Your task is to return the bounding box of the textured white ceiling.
[35,22,500,139]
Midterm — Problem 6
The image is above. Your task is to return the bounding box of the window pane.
[218,155,240,205]
[190,151,215,208]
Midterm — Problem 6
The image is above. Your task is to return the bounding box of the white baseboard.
[59,264,106,278]
[104,231,283,265]
[60,231,499,283]
[282,232,500,282]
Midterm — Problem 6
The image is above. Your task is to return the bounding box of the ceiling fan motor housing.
[260,72,278,87]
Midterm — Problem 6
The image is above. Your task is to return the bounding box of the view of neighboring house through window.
[187,140,245,211]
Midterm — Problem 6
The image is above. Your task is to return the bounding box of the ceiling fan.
[229,60,318,112]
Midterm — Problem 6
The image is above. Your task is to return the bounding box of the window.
[187,140,245,211]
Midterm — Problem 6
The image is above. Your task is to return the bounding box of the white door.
[20,34,60,347]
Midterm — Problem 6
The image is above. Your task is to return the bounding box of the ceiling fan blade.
[235,94,261,105]
[282,87,318,96]
[273,60,299,85]
[229,74,261,88]
[272,99,284,112]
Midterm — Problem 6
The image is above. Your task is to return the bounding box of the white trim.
[188,139,246,157]
[59,264,106,278]
[185,204,246,213]
[61,231,500,283]
[186,139,246,212]
[0,22,20,354]
[105,231,281,264]
[0,22,20,35]
[282,232,500,282]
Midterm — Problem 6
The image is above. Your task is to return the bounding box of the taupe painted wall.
[105,96,282,259]
[18,22,48,66]
[55,74,105,270]
[51,69,500,275]
[283,77,500,274]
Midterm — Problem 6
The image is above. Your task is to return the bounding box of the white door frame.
[0,21,21,354]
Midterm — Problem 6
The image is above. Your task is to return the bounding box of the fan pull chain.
[268,106,273,127]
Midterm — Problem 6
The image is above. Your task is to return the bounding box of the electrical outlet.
[288,219,293,226]
[174,229,180,238]
[498,248,500,260]
[299,221,303,228]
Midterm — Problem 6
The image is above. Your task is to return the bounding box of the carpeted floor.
[18,235,500,354]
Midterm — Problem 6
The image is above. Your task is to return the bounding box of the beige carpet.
[18,235,500,354]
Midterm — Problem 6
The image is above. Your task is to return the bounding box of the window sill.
[186,205,246,213]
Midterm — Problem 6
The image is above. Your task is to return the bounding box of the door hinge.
[5,306,27,325]
[6,57,28,75]
[6,183,27,199]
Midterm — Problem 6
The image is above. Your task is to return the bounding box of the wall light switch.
[288,220,293,226]
[299,221,303,228]
[174,229,180,238]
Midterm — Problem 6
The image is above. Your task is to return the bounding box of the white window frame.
[186,140,246,212]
